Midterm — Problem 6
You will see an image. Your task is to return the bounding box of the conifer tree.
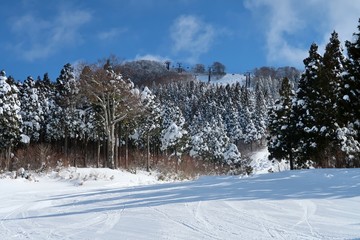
[267,77,295,169]
[338,19,360,165]
[160,102,188,155]
[35,73,58,142]
[19,76,43,142]
[55,63,80,140]
[0,70,22,166]
[253,83,267,142]
[292,43,323,166]
[315,31,347,166]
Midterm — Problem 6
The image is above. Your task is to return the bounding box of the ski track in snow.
[1,169,360,239]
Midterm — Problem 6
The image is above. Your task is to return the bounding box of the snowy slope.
[196,73,247,86]
[1,167,360,240]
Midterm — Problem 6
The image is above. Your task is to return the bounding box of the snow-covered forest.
[1,20,360,176]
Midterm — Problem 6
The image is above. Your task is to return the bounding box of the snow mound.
[250,148,289,174]
[47,167,166,187]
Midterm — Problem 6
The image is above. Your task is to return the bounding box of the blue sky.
[1,0,360,80]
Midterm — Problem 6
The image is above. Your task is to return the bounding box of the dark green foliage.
[267,77,295,169]
[0,70,22,160]
[269,21,360,168]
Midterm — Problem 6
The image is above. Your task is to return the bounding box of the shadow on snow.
[5,168,360,221]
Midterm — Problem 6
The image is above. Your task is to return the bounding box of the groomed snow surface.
[1,154,360,240]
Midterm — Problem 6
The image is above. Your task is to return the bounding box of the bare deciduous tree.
[79,59,142,169]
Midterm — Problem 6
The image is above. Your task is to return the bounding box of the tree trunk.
[103,138,107,168]
[146,134,150,172]
[289,149,294,170]
[118,124,122,168]
[83,139,88,167]
[289,142,294,170]
[97,140,101,168]
[5,146,11,171]
[64,136,68,157]
[114,132,118,169]
[107,124,115,169]
[73,139,77,167]
[175,148,178,173]
[125,136,129,169]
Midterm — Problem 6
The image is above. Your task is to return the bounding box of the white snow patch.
[249,148,289,174]
[20,134,30,144]
[196,73,247,86]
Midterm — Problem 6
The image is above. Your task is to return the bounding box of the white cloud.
[134,54,170,63]
[9,8,91,61]
[170,15,216,63]
[244,0,360,68]
[325,1,360,45]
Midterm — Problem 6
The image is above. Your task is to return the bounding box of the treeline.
[0,57,283,174]
[268,20,360,169]
[4,19,359,174]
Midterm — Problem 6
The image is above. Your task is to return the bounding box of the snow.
[249,148,289,174]
[20,134,30,144]
[196,73,247,86]
[1,165,360,239]
[343,94,350,101]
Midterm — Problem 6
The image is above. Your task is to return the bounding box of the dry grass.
[2,144,248,180]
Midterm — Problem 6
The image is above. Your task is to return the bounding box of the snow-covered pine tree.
[55,63,80,157]
[338,19,360,165]
[224,103,243,145]
[316,31,347,166]
[19,76,43,143]
[35,73,59,142]
[133,86,162,171]
[253,83,268,143]
[0,70,22,168]
[267,77,295,169]
[160,102,188,157]
[292,43,323,167]
[206,116,229,164]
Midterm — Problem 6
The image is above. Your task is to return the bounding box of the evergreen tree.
[267,77,295,169]
[315,31,347,166]
[190,116,231,165]
[292,43,323,166]
[19,76,43,142]
[133,87,162,170]
[224,104,243,144]
[338,19,360,165]
[0,70,22,166]
[35,74,59,142]
[253,83,267,142]
[55,63,80,140]
[160,102,188,155]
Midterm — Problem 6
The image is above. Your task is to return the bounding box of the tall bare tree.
[79,60,142,169]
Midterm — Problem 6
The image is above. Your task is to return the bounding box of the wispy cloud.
[170,15,216,63]
[244,0,360,68]
[9,7,91,61]
[98,28,127,41]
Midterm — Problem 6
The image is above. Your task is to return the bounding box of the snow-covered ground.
[196,73,247,86]
[1,164,360,239]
